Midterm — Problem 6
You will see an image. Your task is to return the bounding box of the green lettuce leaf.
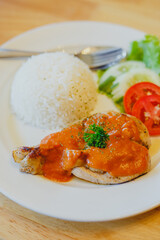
[127,35,160,75]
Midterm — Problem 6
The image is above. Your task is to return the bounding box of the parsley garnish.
[83,123,109,148]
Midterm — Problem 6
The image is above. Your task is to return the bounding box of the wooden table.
[0,0,160,239]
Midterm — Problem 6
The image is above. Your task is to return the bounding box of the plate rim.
[1,20,146,48]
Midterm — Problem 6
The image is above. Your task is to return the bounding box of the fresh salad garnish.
[127,35,160,75]
[124,82,160,114]
[97,34,160,135]
[98,61,146,97]
[132,95,160,136]
[111,68,160,102]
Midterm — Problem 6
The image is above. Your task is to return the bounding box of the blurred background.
[0,0,159,45]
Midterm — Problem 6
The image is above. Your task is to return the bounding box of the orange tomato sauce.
[40,112,149,182]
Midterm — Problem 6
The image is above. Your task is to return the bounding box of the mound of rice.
[11,52,97,130]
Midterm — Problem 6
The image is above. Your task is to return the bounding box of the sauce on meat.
[40,112,149,182]
[40,125,85,182]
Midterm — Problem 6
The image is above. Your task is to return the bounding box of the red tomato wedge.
[124,82,160,114]
[132,95,160,136]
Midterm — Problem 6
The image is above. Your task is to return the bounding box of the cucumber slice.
[99,61,146,85]
[98,76,115,96]
[112,68,160,102]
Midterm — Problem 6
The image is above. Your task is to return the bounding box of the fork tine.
[78,48,126,68]
[92,47,123,56]
[90,49,125,60]
[92,51,126,64]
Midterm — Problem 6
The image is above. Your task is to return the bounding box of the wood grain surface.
[0,0,160,239]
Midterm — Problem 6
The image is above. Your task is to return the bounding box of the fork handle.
[0,48,42,58]
[0,46,86,58]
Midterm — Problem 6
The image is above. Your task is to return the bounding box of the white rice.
[11,52,97,130]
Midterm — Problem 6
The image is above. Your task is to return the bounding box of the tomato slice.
[124,82,160,114]
[132,95,160,136]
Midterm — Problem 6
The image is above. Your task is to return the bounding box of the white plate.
[0,21,160,222]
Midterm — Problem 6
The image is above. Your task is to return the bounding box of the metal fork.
[0,46,127,69]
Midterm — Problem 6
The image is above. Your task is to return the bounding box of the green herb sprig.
[83,123,109,148]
